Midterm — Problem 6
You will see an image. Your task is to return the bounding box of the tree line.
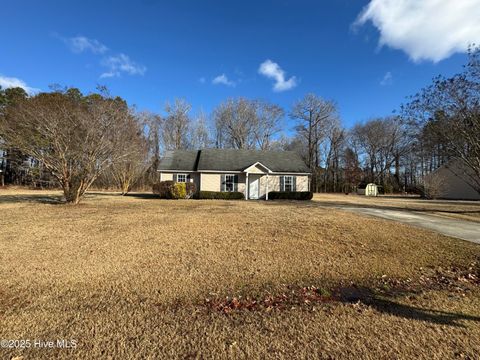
[1,48,478,203]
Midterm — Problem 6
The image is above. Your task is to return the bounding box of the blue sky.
[1,0,478,130]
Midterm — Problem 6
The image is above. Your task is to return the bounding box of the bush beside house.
[153,181,312,201]
[152,181,196,199]
[418,176,446,199]
[197,191,244,200]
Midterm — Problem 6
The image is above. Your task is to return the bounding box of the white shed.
[365,183,379,197]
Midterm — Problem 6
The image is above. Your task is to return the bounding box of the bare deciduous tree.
[254,101,284,150]
[254,101,285,150]
[0,88,134,204]
[322,122,345,192]
[419,174,447,199]
[290,93,338,190]
[351,116,407,190]
[140,111,162,182]
[214,98,284,150]
[402,47,480,194]
[109,114,149,195]
[343,147,362,193]
[190,110,212,149]
[214,98,258,149]
[163,98,191,150]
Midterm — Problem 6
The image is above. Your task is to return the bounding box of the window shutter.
[221,174,226,192]
[280,176,285,192]
[187,174,191,182]
[173,174,177,182]
[293,176,297,192]
[234,175,238,192]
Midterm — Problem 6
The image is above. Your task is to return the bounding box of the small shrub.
[382,183,392,194]
[418,176,447,199]
[175,182,187,199]
[267,191,313,200]
[197,191,244,200]
[153,181,173,198]
[153,181,196,199]
[185,182,196,199]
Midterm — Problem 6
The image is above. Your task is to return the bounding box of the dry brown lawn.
[313,193,480,223]
[1,189,479,359]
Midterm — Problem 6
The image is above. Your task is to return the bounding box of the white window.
[177,174,187,183]
[225,174,235,192]
[284,176,294,192]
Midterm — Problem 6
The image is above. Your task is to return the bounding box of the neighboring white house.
[157,149,311,200]
[427,160,480,200]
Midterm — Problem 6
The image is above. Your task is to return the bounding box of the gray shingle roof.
[157,150,200,171]
[159,149,310,173]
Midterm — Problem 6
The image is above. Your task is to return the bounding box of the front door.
[249,176,259,199]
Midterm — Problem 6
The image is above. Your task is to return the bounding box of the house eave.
[158,169,311,175]
[270,171,311,175]
[157,169,197,173]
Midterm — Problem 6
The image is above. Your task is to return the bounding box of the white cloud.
[258,60,297,92]
[380,71,393,86]
[212,74,235,87]
[66,36,108,54]
[0,75,40,95]
[354,0,480,63]
[100,53,147,78]
[58,34,145,79]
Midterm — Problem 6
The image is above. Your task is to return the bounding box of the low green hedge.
[197,191,244,200]
[267,191,313,200]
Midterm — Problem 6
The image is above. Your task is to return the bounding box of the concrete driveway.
[328,205,480,244]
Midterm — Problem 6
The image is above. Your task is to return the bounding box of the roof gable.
[243,162,272,173]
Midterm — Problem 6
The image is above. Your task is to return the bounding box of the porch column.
[266,173,269,201]
[245,172,249,200]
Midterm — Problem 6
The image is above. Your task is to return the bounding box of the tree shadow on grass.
[368,297,480,326]
[123,193,243,207]
[0,194,64,205]
[336,286,480,327]
[124,193,160,200]
[0,191,121,205]
[208,282,480,328]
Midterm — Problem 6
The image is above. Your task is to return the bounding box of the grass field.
[1,189,479,359]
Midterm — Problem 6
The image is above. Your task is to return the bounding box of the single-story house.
[427,160,480,200]
[157,149,311,200]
